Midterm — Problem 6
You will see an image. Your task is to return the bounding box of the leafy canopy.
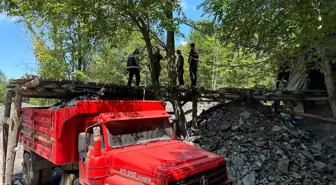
[200,0,336,58]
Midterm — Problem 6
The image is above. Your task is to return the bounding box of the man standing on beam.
[188,43,199,87]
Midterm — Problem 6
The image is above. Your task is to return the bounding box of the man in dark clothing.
[126,49,141,86]
[153,48,164,86]
[273,57,291,113]
[276,63,290,89]
[188,43,199,87]
[176,50,184,86]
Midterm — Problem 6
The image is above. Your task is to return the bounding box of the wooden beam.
[184,109,193,115]
[20,89,68,99]
[61,83,76,90]
[18,78,40,91]
[0,90,13,185]
[181,101,188,107]
[5,78,331,103]
[252,95,329,101]
[279,109,336,124]
[202,94,241,100]
[192,96,198,127]
[4,92,22,185]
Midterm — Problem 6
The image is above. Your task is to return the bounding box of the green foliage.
[27,98,40,106]
[200,0,336,59]
[0,70,7,104]
[199,0,336,117]
[28,98,59,107]
[72,70,88,81]
[33,39,68,79]
[3,0,302,91]
[177,31,274,89]
[2,0,185,85]
[87,31,155,85]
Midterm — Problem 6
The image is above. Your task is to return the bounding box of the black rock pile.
[49,94,102,109]
[189,101,336,185]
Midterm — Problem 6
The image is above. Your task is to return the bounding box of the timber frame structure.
[0,75,335,185]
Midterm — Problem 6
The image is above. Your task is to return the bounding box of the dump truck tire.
[59,172,77,185]
[22,153,40,185]
[72,177,80,185]
[39,168,53,185]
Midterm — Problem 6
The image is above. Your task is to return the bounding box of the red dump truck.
[19,100,232,185]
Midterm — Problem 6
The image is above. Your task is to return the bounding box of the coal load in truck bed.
[189,101,336,185]
[49,94,103,110]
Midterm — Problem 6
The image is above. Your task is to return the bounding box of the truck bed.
[19,100,166,165]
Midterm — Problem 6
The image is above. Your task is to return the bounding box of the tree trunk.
[166,32,176,86]
[78,57,83,71]
[165,2,177,86]
[0,90,13,185]
[321,60,336,118]
[142,31,158,86]
[4,93,22,185]
[129,14,159,86]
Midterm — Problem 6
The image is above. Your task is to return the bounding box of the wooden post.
[0,90,13,185]
[170,101,178,135]
[4,92,22,185]
[172,100,188,139]
[192,96,198,128]
[0,122,4,185]
[320,59,336,118]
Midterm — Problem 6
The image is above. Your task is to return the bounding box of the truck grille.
[168,165,228,185]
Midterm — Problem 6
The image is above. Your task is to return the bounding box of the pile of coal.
[49,94,102,109]
[189,100,336,185]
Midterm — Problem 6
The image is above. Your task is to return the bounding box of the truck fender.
[104,175,144,185]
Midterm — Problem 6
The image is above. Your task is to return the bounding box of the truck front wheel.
[23,153,40,185]
[59,172,79,185]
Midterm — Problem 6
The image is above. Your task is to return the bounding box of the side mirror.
[78,132,89,160]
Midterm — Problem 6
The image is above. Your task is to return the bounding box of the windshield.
[106,118,173,148]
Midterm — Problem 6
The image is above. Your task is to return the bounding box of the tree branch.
[149,30,166,49]
[182,20,270,52]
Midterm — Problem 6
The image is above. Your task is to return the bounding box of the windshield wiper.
[140,138,172,145]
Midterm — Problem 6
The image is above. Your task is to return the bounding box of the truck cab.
[78,110,232,185]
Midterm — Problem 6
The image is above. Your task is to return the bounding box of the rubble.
[189,100,336,185]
